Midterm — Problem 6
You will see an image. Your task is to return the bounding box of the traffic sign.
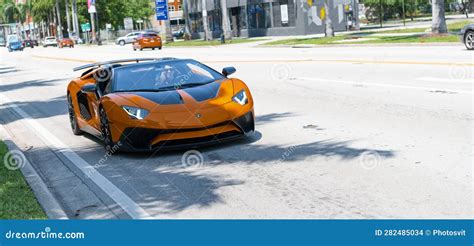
[81,23,91,32]
[155,0,168,21]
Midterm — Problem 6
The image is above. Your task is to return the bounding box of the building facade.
[188,0,359,38]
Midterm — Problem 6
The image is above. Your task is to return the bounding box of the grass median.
[263,20,472,46]
[165,38,267,47]
[0,141,46,219]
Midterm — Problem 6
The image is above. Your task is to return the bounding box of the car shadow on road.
[66,112,395,216]
[0,78,64,93]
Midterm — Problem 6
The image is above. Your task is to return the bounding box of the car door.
[126,33,138,43]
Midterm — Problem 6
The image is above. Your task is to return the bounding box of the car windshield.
[113,60,225,92]
[8,36,19,43]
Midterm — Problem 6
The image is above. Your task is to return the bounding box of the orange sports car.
[59,38,74,48]
[133,33,162,51]
[67,58,254,152]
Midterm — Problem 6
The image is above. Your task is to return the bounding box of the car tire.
[67,94,84,136]
[465,31,474,50]
[99,107,118,154]
[158,46,162,50]
[119,40,125,46]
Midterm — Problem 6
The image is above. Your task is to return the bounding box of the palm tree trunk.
[72,0,80,37]
[431,0,447,34]
[201,0,212,40]
[55,0,63,38]
[65,0,72,38]
[324,0,334,37]
[220,0,232,40]
[182,0,192,40]
[165,20,174,43]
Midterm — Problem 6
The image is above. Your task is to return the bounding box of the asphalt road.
[0,42,472,219]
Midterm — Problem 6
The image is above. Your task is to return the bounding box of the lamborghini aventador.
[67,58,255,152]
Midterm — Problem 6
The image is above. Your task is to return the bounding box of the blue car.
[7,35,23,52]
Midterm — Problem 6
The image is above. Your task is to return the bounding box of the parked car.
[133,33,162,51]
[0,37,6,47]
[23,40,35,48]
[460,23,474,50]
[59,38,75,48]
[31,39,39,46]
[7,35,23,52]
[173,28,184,39]
[43,36,58,47]
[116,32,142,46]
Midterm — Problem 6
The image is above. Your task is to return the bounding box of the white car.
[43,36,57,47]
[116,32,141,46]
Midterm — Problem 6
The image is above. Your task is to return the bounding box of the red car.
[59,38,74,48]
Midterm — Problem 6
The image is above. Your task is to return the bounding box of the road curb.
[0,124,69,219]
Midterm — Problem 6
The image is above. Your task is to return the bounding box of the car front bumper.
[116,111,255,152]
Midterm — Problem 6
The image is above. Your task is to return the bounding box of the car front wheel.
[99,107,117,153]
[119,40,125,46]
[465,31,474,50]
[67,94,84,135]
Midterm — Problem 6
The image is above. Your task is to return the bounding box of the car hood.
[112,79,235,112]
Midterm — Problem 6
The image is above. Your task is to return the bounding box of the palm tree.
[71,0,79,37]
[201,0,211,40]
[165,19,173,43]
[324,0,334,37]
[182,0,192,40]
[2,0,23,23]
[55,0,63,38]
[220,0,231,40]
[2,0,25,36]
[65,0,71,38]
[431,0,447,34]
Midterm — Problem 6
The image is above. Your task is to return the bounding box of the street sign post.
[155,0,169,21]
[124,17,133,30]
[81,23,91,32]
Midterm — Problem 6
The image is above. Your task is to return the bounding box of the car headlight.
[232,89,248,106]
[122,106,149,120]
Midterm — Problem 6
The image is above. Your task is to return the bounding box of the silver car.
[460,24,474,50]
[115,32,142,46]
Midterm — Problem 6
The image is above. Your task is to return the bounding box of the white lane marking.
[0,94,153,219]
[293,77,473,94]
[416,77,474,84]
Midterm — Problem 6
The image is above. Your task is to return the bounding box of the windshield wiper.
[177,81,214,89]
[120,88,174,92]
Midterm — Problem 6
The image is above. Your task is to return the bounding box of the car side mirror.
[81,84,96,93]
[222,67,236,77]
